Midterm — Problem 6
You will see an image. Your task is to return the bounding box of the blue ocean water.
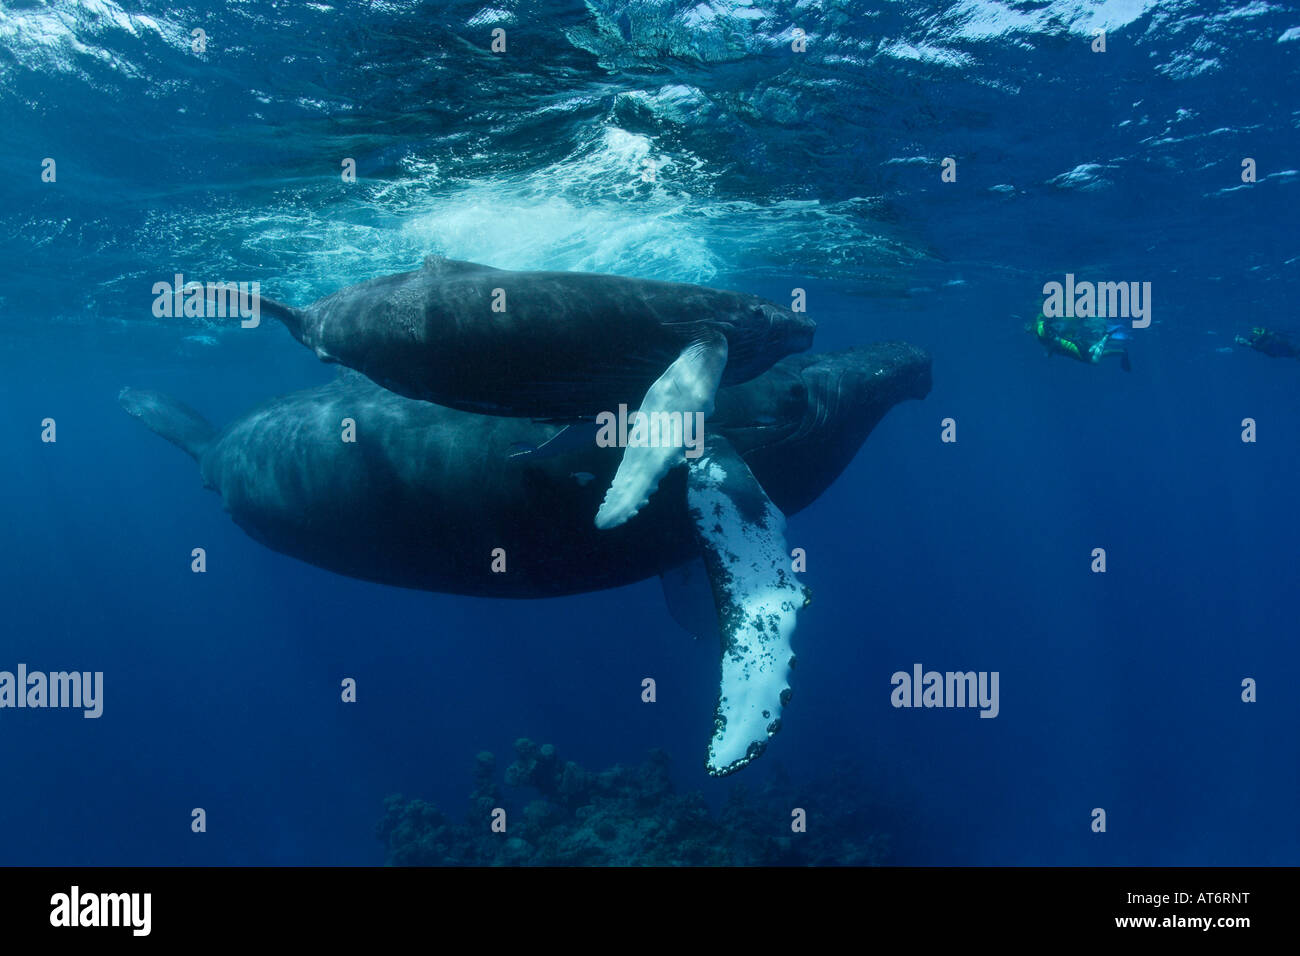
[1,0,1296,865]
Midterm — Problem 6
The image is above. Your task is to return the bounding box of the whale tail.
[119,387,217,461]
[256,296,308,343]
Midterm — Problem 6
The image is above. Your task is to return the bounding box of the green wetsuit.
[1031,316,1129,369]
[1235,327,1300,359]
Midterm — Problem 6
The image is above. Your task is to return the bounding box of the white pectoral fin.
[594,333,727,530]
[687,436,809,777]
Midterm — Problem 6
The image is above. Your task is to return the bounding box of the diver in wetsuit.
[1235,327,1300,359]
[1029,314,1132,371]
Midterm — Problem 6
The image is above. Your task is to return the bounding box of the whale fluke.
[118,387,217,461]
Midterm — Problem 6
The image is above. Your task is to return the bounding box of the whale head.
[763,299,816,355]
[716,296,816,386]
[754,298,815,359]
[711,343,931,515]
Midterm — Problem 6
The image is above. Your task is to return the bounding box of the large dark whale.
[257,257,816,529]
[122,344,930,774]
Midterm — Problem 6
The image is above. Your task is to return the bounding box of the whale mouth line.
[785,365,847,444]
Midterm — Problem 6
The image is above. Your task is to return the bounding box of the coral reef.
[378,739,889,866]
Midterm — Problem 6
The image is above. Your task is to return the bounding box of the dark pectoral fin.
[119,388,217,462]
[659,556,720,642]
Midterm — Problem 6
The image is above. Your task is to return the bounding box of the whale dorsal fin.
[332,366,370,383]
[422,255,500,275]
[594,331,728,529]
[686,435,808,777]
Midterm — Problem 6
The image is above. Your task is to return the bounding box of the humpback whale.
[121,344,930,774]
[257,258,816,529]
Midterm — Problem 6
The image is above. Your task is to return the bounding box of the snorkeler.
[1029,315,1132,371]
[1235,327,1300,360]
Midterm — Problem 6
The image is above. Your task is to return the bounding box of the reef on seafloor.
[377,738,889,866]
